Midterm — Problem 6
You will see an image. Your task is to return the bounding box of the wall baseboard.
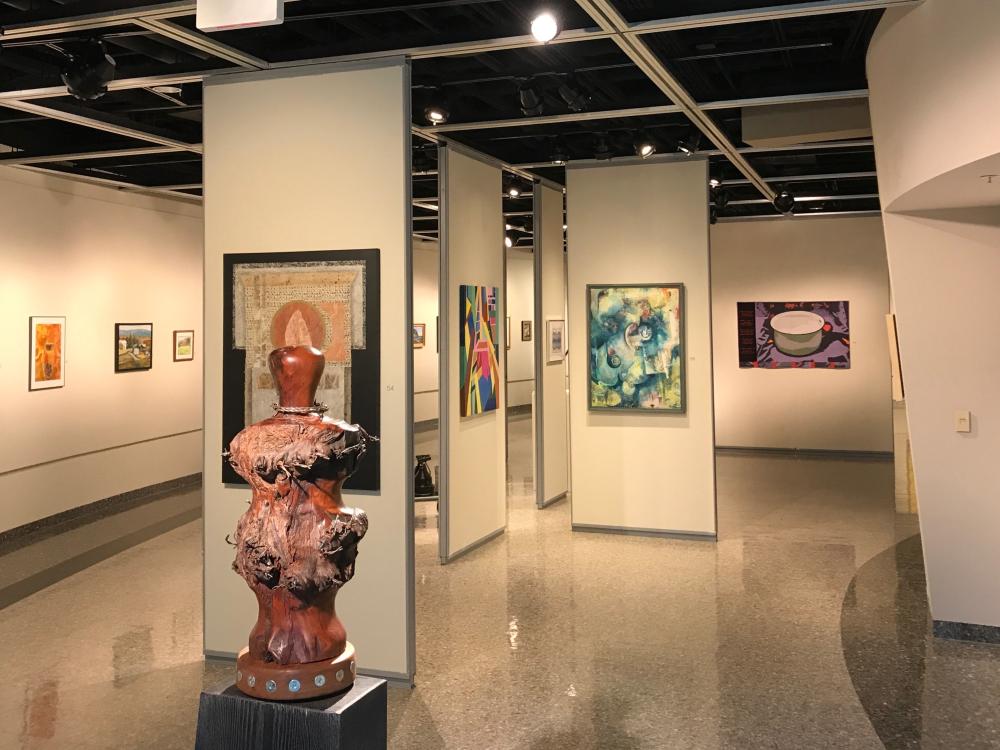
[715,446,893,461]
[572,523,716,541]
[933,620,1000,644]
[0,473,202,550]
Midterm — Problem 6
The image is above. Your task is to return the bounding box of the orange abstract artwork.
[30,317,65,390]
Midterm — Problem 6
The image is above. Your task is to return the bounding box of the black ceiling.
[0,0,887,233]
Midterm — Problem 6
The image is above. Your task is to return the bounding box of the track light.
[677,132,702,156]
[531,11,559,43]
[710,207,718,225]
[550,138,569,166]
[558,76,589,113]
[773,190,796,215]
[61,39,116,101]
[633,132,656,159]
[505,235,514,248]
[713,187,730,210]
[593,132,613,161]
[518,78,544,117]
[424,104,448,125]
[709,177,721,188]
[507,183,521,198]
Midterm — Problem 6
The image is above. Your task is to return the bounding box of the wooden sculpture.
[226,345,376,701]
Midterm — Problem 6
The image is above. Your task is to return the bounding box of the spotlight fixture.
[507,183,522,198]
[633,132,656,159]
[61,39,116,101]
[518,78,544,117]
[550,138,569,166]
[710,207,718,225]
[424,104,449,125]
[677,133,703,156]
[505,235,514,248]
[530,11,559,43]
[505,223,514,231]
[773,190,796,215]
[593,132,614,161]
[709,177,721,188]
[558,76,589,113]
[712,187,730,210]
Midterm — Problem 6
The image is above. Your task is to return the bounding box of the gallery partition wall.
[566,157,717,538]
[533,183,571,509]
[201,58,415,682]
[437,143,507,564]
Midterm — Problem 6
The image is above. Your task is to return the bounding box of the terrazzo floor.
[2,415,1000,748]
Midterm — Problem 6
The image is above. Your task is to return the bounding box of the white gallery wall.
[0,167,203,533]
[711,215,893,453]
[869,0,1000,630]
[202,60,414,680]
[534,183,570,508]
[438,145,507,561]
[413,238,439,424]
[566,158,716,536]
[505,247,535,408]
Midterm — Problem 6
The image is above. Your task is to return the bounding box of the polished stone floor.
[3,417,1000,749]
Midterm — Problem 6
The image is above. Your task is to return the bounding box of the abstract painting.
[459,284,499,417]
[116,323,153,372]
[546,319,565,363]
[223,250,380,490]
[521,320,532,341]
[588,285,684,411]
[413,323,426,349]
[737,301,850,369]
[29,316,65,390]
[173,330,194,361]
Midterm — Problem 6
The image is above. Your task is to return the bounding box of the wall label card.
[737,301,851,369]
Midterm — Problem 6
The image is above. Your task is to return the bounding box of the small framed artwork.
[116,323,153,372]
[506,316,511,350]
[521,320,532,341]
[29,316,65,390]
[173,330,195,361]
[546,319,565,363]
[413,323,426,349]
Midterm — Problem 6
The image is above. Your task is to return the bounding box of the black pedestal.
[195,676,387,750]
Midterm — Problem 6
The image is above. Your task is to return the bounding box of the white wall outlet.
[955,410,972,433]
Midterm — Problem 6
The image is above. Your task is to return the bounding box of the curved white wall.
[869,0,1000,630]
[868,1,1000,210]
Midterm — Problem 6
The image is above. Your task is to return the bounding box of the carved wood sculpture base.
[236,642,357,702]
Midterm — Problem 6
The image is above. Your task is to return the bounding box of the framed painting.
[413,323,426,349]
[546,319,565,364]
[115,323,153,372]
[459,284,499,417]
[587,284,685,412]
[29,316,65,390]
[173,330,195,361]
[521,320,532,341]
[223,249,380,490]
[737,301,850,369]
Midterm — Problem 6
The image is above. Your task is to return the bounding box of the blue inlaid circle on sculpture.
[288,679,301,693]
[314,675,327,687]
[265,680,277,693]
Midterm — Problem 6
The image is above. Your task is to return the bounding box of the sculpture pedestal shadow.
[195,675,387,750]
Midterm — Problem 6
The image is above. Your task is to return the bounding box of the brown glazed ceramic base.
[235,642,357,701]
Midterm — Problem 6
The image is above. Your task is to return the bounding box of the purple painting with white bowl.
[737,301,850,369]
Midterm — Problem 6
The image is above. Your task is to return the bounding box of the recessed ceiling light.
[531,12,559,43]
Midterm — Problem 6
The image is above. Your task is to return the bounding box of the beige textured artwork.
[233,264,365,426]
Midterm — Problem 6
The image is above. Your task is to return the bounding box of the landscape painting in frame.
[459,284,499,417]
[588,284,685,412]
[737,301,850,369]
[223,249,380,490]
[29,316,65,390]
[413,323,426,349]
[173,330,195,361]
[115,323,153,372]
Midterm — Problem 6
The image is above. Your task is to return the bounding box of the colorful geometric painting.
[223,249,380,490]
[588,284,685,412]
[29,316,65,390]
[737,301,850,369]
[459,284,499,417]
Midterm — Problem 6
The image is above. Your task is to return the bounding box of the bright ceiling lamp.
[505,235,514,248]
[709,177,721,188]
[531,12,559,43]
[633,132,656,159]
[424,104,449,125]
